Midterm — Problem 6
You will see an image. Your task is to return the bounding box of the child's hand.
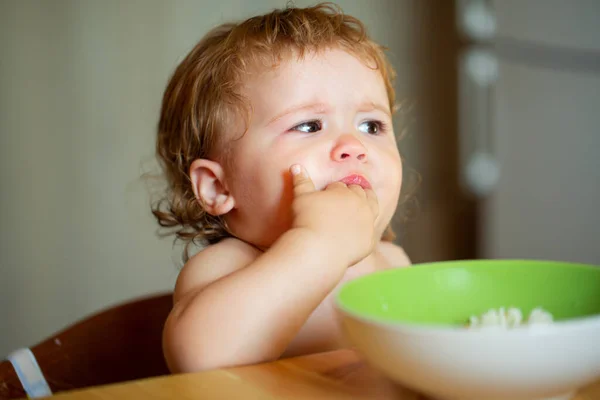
[289,164,379,266]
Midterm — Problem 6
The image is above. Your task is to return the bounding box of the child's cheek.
[298,160,326,189]
[275,142,327,188]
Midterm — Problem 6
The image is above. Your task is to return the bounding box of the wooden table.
[46,349,600,399]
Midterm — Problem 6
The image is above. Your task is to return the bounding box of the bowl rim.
[334,258,600,336]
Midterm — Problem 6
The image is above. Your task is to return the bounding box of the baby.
[152,2,411,373]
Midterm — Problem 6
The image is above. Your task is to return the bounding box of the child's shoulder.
[377,241,411,268]
[173,238,262,303]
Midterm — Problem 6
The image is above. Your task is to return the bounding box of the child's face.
[223,49,402,249]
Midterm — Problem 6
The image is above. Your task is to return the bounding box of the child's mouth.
[338,174,372,189]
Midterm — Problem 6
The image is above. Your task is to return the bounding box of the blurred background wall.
[1,0,598,357]
[477,0,600,265]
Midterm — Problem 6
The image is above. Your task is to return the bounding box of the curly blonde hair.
[152,2,401,261]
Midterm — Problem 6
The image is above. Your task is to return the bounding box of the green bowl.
[337,259,600,327]
[335,259,600,400]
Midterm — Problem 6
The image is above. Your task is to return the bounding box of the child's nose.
[331,134,368,162]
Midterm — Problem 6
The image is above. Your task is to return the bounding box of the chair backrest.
[0,292,173,399]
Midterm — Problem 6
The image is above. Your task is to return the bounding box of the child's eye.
[290,119,322,133]
[358,120,387,135]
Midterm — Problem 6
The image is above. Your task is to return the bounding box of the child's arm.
[162,165,378,373]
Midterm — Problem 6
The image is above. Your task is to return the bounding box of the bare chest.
[282,253,391,358]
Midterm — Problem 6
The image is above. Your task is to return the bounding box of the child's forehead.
[239,49,389,118]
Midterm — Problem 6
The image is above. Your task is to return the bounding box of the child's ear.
[189,159,235,216]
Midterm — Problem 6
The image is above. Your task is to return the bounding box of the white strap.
[7,348,53,398]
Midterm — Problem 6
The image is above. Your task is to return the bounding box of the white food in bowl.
[467,307,554,329]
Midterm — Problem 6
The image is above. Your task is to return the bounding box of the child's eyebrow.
[266,101,391,126]
[358,101,392,118]
[267,102,329,126]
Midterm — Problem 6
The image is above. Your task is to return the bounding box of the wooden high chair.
[0,292,173,399]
